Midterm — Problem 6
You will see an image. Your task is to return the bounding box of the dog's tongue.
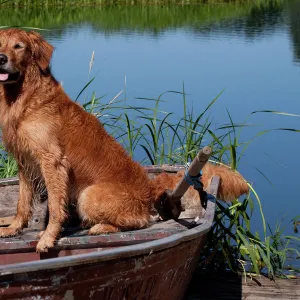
[0,73,8,81]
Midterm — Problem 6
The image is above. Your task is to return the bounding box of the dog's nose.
[0,54,8,66]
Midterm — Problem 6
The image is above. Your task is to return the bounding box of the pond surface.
[2,1,300,237]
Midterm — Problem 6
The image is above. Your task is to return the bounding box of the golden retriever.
[0,29,248,252]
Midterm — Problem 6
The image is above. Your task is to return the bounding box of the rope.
[184,170,203,190]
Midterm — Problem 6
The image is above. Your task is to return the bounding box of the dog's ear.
[28,31,53,72]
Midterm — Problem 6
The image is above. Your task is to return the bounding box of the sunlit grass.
[0,146,18,178]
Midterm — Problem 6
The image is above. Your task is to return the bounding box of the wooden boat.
[0,149,219,300]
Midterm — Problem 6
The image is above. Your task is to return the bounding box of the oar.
[156,146,212,220]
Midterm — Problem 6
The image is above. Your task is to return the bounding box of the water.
[2,1,300,237]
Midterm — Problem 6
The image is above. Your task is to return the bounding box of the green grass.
[0,146,18,178]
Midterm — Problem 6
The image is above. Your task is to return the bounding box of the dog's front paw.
[0,227,20,238]
[36,235,55,253]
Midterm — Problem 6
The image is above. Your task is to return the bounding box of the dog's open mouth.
[0,70,20,83]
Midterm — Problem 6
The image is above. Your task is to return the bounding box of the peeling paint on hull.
[0,238,206,300]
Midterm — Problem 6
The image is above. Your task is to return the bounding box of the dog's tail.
[151,162,249,203]
[200,163,249,201]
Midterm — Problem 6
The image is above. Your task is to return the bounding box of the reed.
[77,78,300,278]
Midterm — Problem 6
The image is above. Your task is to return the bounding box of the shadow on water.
[184,271,242,300]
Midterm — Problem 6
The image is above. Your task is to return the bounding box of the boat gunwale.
[0,170,217,277]
[0,165,184,187]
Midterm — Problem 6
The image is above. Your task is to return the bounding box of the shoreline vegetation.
[0,0,285,7]
[0,0,299,279]
[0,0,286,25]
[0,0,292,61]
[4,1,300,64]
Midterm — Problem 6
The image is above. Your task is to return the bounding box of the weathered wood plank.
[0,185,18,217]
[185,271,300,300]
[0,218,195,256]
[242,276,300,299]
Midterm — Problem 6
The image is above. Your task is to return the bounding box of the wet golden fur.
[0,29,249,252]
[152,163,249,204]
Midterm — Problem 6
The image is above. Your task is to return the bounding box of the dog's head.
[0,29,53,84]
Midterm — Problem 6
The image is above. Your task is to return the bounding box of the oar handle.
[159,146,212,220]
[171,146,211,200]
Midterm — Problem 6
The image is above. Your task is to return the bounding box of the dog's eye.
[14,44,23,50]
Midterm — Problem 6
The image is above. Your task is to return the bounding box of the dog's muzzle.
[0,54,20,83]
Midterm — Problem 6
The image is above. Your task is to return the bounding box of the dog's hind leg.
[0,170,34,237]
[77,183,150,235]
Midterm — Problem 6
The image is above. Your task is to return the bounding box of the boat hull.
[0,236,206,300]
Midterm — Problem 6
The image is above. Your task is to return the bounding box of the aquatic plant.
[74,74,300,279]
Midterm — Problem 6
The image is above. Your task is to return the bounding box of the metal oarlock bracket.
[156,146,212,220]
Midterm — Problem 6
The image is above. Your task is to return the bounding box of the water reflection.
[1,1,300,65]
[287,0,300,63]
[190,1,286,40]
